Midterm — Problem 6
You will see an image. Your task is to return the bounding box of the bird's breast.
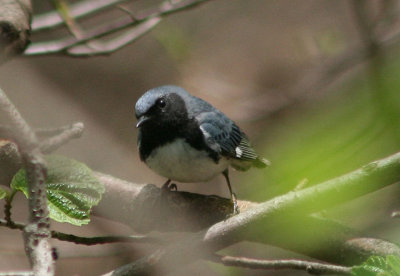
[144,138,229,182]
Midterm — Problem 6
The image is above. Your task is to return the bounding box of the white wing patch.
[235,146,243,158]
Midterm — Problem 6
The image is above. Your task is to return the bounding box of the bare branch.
[0,0,32,62]
[0,218,160,245]
[50,232,160,245]
[0,122,84,154]
[32,0,128,32]
[0,218,24,230]
[39,122,84,154]
[0,87,54,275]
[0,93,37,151]
[214,255,352,275]
[34,123,84,137]
[65,17,161,56]
[0,123,83,187]
[94,172,236,232]
[25,0,212,56]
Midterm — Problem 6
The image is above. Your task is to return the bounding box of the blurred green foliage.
[247,52,400,201]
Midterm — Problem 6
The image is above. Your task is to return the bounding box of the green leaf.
[352,255,400,276]
[11,155,105,226]
[0,187,7,199]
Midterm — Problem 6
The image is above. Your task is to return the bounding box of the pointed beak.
[136,115,149,128]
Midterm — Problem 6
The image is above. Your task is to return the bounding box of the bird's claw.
[168,183,178,191]
[161,180,178,192]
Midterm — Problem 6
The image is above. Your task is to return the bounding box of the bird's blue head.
[135,85,190,128]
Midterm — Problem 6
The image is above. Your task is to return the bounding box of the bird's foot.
[231,192,240,215]
[161,179,178,192]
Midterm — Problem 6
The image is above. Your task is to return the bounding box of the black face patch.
[140,93,186,127]
[138,93,219,162]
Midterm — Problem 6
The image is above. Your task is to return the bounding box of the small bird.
[135,85,269,213]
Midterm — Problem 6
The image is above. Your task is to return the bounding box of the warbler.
[135,85,269,212]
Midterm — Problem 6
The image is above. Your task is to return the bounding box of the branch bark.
[214,255,352,275]
[0,87,54,275]
[0,0,32,62]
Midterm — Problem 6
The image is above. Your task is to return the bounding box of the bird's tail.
[253,157,271,168]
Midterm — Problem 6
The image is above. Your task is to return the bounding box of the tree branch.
[0,87,54,275]
[0,0,32,62]
[31,0,128,32]
[2,133,400,271]
[104,151,400,275]
[65,17,161,56]
[39,122,84,154]
[213,255,352,275]
[25,0,213,56]
[0,218,160,245]
[50,232,159,245]
[0,140,21,186]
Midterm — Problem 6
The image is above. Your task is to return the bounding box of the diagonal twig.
[39,122,84,154]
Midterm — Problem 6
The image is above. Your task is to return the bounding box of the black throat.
[137,95,217,162]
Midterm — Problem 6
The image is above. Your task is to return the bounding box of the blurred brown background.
[1,0,400,275]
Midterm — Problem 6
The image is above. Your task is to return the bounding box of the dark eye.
[156,98,166,108]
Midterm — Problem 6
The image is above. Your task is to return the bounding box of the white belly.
[145,138,229,182]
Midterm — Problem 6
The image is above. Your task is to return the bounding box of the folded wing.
[197,111,268,170]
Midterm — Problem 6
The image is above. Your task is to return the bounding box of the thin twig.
[50,232,160,245]
[32,0,128,31]
[0,122,84,154]
[66,17,161,56]
[213,255,352,275]
[0,218,24,230]
[34,123,82,137]
[4,190,17,225]
[25,0,212,56]
[0,218,159,245]
[39,122,84,154]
